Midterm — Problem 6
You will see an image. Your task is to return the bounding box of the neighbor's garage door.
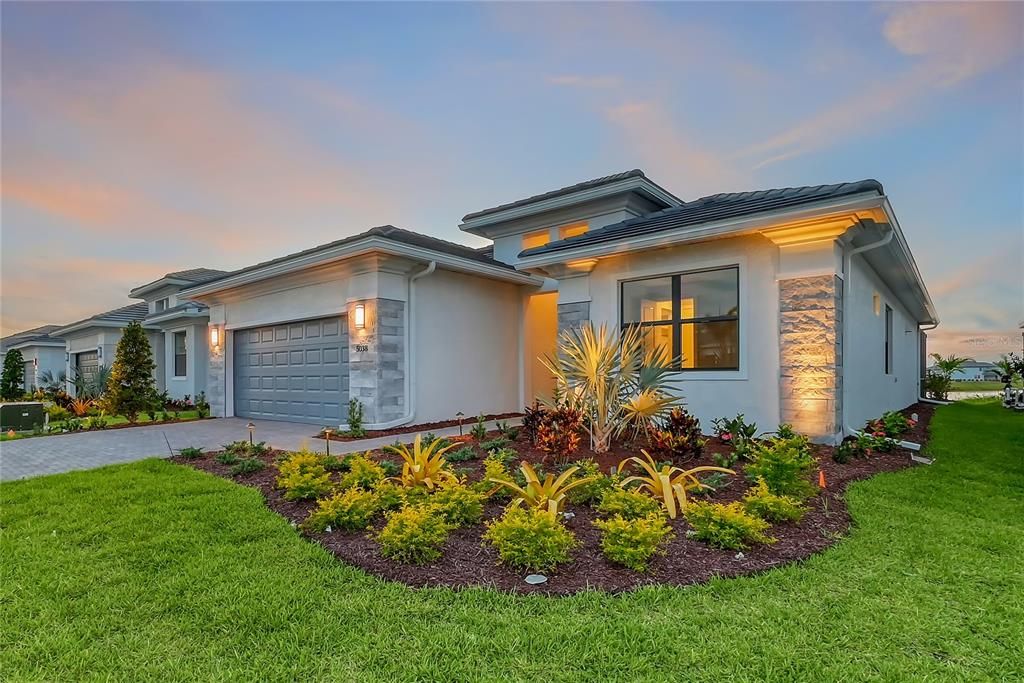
[76,350,99,380]
[233,317,348,425]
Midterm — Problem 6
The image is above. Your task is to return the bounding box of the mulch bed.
[314,412,522,441]
[173,402,935,595]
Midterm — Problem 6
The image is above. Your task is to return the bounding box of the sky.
[1,1,1022,360]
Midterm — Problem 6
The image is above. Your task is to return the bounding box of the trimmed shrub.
[742,479,805,523]
[594,513,674,571]
[372,480,406,511]
[565,460,615,505]
[484,506,578,572]
[597,488,662,520]
[216,451,240,466]
[376,505,450,564]
[744,437,817,499]
[472,455,512,498]
[685,501,773,550]
[230,457,265,476]
[276,451,333,501]
[431,483,485,527]
[303,488,380,532]
[178,446,203,459]
[338,452,386,490]
[446,445,478,462]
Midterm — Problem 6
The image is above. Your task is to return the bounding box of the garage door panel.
[234,316,348,425]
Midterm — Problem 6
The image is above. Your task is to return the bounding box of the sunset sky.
[2,2,1021,359]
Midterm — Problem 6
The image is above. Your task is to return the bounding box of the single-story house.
[0,325,66,392]
[934,360,996,382]
[178,170,937,443]
[127,268,228,400]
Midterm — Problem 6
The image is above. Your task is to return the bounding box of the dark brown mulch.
[314,412,522,441]
[173,402,936,595]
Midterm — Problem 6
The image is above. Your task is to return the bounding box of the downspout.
[841,224,894,439]
[918,321,942,404]
[366,260,436,430]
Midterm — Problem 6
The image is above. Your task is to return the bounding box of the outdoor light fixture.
[353,303,366,330]
[323,428,333,457]
[247,421,256,446]
[210,327,220,347]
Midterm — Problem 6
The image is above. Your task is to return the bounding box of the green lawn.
[2,401,1022,681]
[949,380,1019,392]
[0,410,201,441]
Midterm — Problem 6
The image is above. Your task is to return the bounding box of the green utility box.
[0,402,45,431]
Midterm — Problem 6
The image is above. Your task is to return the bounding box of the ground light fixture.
[247,422,256,446]
[456,411,465,435]
[353,303,365,330]
[323,428,333,457]
[525,574,547,585]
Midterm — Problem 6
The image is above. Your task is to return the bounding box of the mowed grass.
[2,401,1022,681]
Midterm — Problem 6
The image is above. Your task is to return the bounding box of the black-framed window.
[884,304,893,375]
[620,266,739,370]
[173,331,187,377]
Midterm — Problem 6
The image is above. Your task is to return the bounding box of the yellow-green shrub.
[376,505,450,564]
[483,506,578,571]
[742,478,806,523]
[431,483,485,527]
[597,488,661,520]
[472,455,511,498]
[744,437,816,499]
[276,450,332,501]
[302,488,380,532]
[594,513,674,571]
[339,452,386,490]
[372,480,406,511]
[565,460,615,505]
[685,501,773,550]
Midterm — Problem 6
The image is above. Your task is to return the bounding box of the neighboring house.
[0,325,66,392]
[128,268,228,400]
[935,360,996,382]
[51,303,158,396]
[179,170,937,443]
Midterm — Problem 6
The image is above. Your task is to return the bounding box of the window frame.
[173,330,187,378]
[884,304,893,375]
[619,265,740,372]
[155,298,169,312]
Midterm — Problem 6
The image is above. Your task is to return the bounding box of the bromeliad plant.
[616,450,734,519]
[542,323,679,453]
[489,461,596,517]
[385,433,459,490]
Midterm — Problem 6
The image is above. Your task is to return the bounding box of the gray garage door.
[76,351,99,380]
[233,317,348,425]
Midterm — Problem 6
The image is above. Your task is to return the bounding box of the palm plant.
[38,369,68,393]
[71,364,112,400]
[929,353,971,378]
[616,450,734,519]
[541,323,679,453]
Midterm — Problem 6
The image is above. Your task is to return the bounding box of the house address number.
[353,343,369,353]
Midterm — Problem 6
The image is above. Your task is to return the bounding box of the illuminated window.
[522,229,551,251]
[559,222,589,240]
[873,293,881,316]
[621,267,739,370]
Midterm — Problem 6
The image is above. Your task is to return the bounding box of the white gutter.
[841,224,894,440]
[361,260,437,430]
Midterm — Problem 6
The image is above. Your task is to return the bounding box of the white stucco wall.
[15,345,65,391]
[842,253,921,428]
[584,234,781,435]
[413,269,522,422]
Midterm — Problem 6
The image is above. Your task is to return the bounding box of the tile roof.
[164,268,230,283]
[462,169,680,222]
[1,325,64,349]
[519,179,885,258]
[59,302,150,332]
[183,225,516,292]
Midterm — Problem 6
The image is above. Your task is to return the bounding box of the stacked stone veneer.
[557,302,590,337]
[779,274,843,441]
[208,331,226,417]
[348,298,406,425]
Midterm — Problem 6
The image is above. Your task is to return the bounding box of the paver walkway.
[0,416,519,481]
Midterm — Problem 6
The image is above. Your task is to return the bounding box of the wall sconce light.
[97,347,103,360]
[354,303,366,330]
[210,327,220,347]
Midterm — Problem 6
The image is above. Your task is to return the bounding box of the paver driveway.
[0,418,321,481]
[0,417,520,481]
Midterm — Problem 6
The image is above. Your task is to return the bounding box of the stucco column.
[207,324,226,417]
[778,274,843,440]
[550,260,597,338]
[347,298,405,426]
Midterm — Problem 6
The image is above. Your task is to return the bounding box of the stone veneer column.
[207,326,226,418]
[778,274,843,441]
[347,298,405,426]
[556,301,590,337]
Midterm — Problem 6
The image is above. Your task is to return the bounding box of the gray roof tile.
[520,179,884,258]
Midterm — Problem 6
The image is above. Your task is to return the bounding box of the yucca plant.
[616,450,734,519]
[385,433,459,490]
[489,462,596,517]
[542,323,679,452]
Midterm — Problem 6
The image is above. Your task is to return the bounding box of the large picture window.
[620,266,739,370]
[173,331,187,377]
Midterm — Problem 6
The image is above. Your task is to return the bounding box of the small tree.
[1,348,25,400]
[104,321,156,422]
